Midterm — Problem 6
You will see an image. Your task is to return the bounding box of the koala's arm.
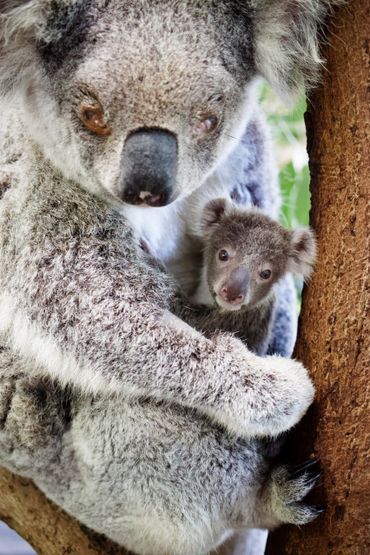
[0,181,313,438]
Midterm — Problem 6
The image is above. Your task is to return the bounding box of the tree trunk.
[266,2,370,554]
[0,468,130,554]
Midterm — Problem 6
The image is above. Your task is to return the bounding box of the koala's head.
[0,0,334,206]
[200,199,316,311]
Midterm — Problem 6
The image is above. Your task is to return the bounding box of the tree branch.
[0,468,131,555]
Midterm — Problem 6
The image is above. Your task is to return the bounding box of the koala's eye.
[79,101,112,137]
[194,114,219,136]
[259,269,272,280]
[193,93,224,137]
[208,93,224,104]
[218,249,229,262]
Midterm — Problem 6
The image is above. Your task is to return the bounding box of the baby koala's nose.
[219,286,245,305]
[219,266,249,306]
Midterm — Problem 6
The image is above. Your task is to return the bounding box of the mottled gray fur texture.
[0,1,337,554]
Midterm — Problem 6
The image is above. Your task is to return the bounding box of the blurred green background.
[259,84,310,228]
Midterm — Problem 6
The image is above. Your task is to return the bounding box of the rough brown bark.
[0,468,130,554]
[266,2,370,554]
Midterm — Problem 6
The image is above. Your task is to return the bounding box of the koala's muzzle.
[120,128,177,207]
[219,267,249,307]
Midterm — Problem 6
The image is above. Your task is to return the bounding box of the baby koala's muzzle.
[219,266,249,306]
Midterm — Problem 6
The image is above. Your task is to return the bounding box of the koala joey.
[190,198,316,355]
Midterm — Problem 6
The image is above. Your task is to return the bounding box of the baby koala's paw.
[264,459,324,527]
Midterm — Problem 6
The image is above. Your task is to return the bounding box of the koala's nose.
[219,267,248,305]
[120,128,177,207]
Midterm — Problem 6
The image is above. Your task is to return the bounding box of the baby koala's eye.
[218,249,229,262]
[79,101,112,137]
[259,269,272,280]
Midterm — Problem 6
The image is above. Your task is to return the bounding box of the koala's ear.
[200,198,229,233]
[0,1,47,103]
[0,1,50,43]
[250,0,342,98]
[0,1,77,103]
[288,228,317,278]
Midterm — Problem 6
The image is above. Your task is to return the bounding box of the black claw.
[304,470,322,486]
[311,504,326,514]
[289,458,320,479]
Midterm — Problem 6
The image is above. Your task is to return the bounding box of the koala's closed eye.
[193,93,225,138]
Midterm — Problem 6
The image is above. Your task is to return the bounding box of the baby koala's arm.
[0,181,314,438]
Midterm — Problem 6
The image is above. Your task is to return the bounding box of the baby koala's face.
[201,199,316,312]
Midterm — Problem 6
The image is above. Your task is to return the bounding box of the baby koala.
[192,198,316,355]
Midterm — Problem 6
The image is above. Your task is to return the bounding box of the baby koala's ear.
[288,228,317,279]
[200,198,230,232]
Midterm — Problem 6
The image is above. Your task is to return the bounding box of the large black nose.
[120,128,177,207]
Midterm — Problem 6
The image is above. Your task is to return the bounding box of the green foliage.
[279,163,310,228]
[259,84,311,228]
[259,84,311,303]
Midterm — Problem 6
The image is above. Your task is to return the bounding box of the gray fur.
[0,1,335,553]
[0,342,321,555]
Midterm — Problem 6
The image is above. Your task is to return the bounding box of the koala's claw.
[261,461,324,527]
[288,458,322,491]
[311,504,326,515]
[289,458,320,478]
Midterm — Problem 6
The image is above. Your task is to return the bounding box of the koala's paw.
[254,356,315,437]
[203,335,314,439]
[263,459,324,527]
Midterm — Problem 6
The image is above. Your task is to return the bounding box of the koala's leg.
[252,459,323,529]
[0,343,69,478]
[267,274,298,358]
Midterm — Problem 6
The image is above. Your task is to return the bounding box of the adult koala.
[0,1,335,554]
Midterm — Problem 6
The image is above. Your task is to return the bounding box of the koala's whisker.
[224,133,240,141]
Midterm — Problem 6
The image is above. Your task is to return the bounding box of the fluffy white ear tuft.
[0,1,45,106]
[1,0,80,44]
[0,1,49,43]
[200,198,230,233]
[288,228,317,278]
[0,1,72,106]
[251,0,343,99]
